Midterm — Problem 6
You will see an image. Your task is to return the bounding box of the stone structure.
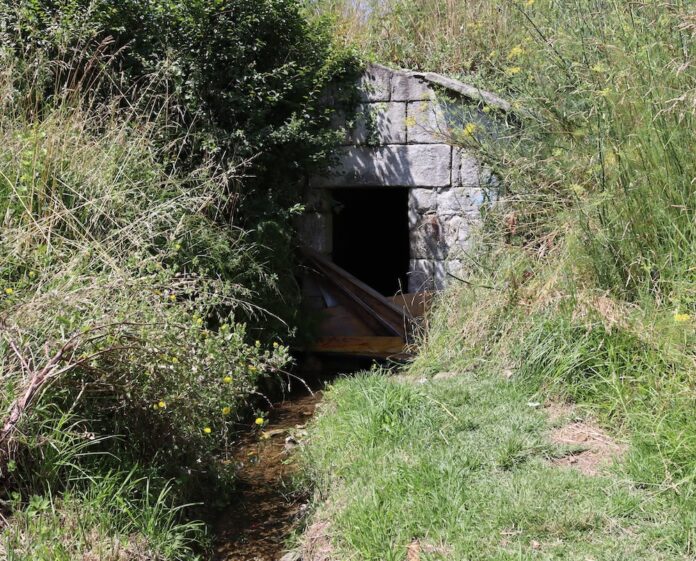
[303,64,508,293]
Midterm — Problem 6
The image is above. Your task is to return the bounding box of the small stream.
[213,390,322,561]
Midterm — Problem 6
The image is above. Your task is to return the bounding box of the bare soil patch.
[549,412,626,476]
[405,538,452,561]
[299,520,334,561]
[544,401,576,424]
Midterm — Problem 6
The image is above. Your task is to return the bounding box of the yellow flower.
[4,288,13,295]
[169,294,176,302]
[525,0,534,6]
[249,365,257,373]
[462,123,479,137]
[193,316,203,326]
[255,340,261,347]
[174,243,181,251]
[203,426,212,434]
[158,401,167,409]
[507,45,525,59]
[170,356,179,364]
[674,313,690,323]
[28,271,36,279]
[273,342,279,348]
[506,66,522,76]
[223,375,233,384]
[255,417,265,426]
[482,106,492,114]
[570,183,585,197]
[222,406,231,415]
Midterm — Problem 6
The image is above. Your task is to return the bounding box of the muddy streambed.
[213,390,322,561]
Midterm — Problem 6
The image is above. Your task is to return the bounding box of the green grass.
[301,370,692,560]
[0,410,205,560]
[300,3,696,558]
[2,471,205,561]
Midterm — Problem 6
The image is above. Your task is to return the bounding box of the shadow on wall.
[305,63,509,294]
[310,138,453,191]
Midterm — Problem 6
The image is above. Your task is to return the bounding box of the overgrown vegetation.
[301,1,696,559]
[0,1,354,558]
[5,0,358,327]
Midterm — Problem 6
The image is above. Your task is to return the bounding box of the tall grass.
[0,1,352,557]
[0,43,290,475]
[0,23,290,560]
[3,466,205,560]
[309,0,696,546]
[305,0,518,78]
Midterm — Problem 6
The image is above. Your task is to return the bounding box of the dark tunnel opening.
[331,188,410,297]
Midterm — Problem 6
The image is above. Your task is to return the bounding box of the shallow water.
[213,390,322,561]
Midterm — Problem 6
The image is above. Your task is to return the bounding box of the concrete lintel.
[310,144,452,188]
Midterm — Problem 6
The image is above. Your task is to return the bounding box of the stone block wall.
[305,64,507,293]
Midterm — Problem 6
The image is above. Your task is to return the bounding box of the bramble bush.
[0,50,289,492]
[3,0,359,328]
[0,0,356,482]
[0,0,355,556]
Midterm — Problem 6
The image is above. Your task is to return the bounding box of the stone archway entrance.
[298,63,507,358]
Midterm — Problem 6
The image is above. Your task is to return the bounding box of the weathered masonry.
[301,64,508,296]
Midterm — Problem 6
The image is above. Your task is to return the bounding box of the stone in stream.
[284,435,299,451]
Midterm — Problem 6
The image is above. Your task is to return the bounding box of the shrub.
[0,0,353,555]
[2,0,359,330]
[0,35,295,504]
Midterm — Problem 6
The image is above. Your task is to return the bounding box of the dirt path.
[213,390,322,561]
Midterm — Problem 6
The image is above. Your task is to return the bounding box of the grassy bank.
[301,371,690,560]
[0,1,352,557]
[300,1,695,559]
